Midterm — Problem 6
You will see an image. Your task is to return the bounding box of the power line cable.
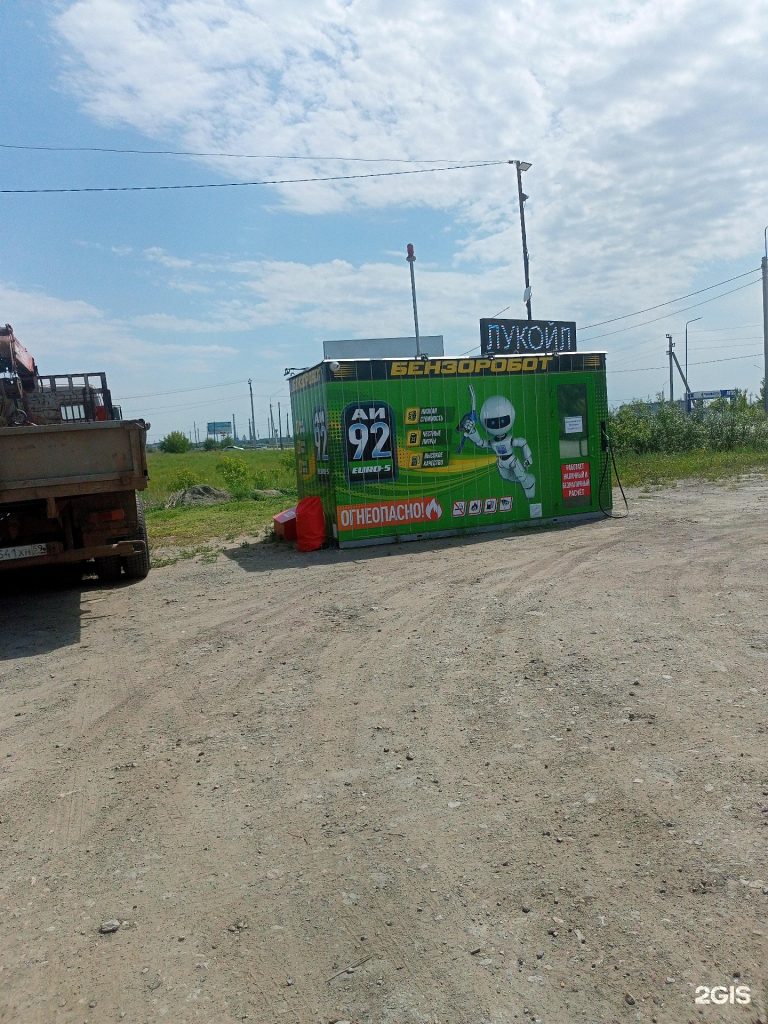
[123,391,288,415]
[582,278,761,342]
[489,272,760,335]
[0,160,505,195]
[580,268,760,330]
[608,338,764,368]
[0,142,478,163]
[118,378,283,400]
[457,273,762,359]
[119,381,245,400]
[689,324,761,332]
[609,352,763,373]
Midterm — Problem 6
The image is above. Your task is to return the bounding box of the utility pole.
[232,412,237,443]
[762,236,768,413]
[513,160,533,321]
[666,334,674,404]
[684,317,701,413]
[248,379,256,447]
[269,402,275,447]
[406,244,421,356]
[277,401,283,449]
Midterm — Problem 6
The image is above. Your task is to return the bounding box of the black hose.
[598,425,629,519]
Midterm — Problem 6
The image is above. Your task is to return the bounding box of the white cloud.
[0,282,242,390]
[51,1,768,292]
[28,0,766,425]
[143,247,195,269]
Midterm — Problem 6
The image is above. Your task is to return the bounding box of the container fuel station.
[288,342,611,548]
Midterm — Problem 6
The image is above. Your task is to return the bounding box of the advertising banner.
[480,318,577,355]
[289,353,608,547]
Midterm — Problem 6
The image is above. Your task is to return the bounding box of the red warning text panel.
[561,461,591,501]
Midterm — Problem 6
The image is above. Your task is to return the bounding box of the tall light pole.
[248,379,256,447]
[512,160,533,321]
[405,243,421,356]
[762,226,768,414]
[666,334,674,404]
[684,317,701,413]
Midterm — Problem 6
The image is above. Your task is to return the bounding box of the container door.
[555,379,598,513]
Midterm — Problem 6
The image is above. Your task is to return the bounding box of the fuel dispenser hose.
[598,423,629,519]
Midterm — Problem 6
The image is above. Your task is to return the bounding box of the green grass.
[142,445,768,562]
[613,448,768,488]
[144,449,297,561]
[144,448,296,508]
[147,495,292,548]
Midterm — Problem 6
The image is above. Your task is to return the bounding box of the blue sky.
[1,0,766,442]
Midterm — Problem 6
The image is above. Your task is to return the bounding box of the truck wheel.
[123,498,150,580]
[95,556,123,582]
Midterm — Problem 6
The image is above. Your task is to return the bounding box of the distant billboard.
[207,421,232,436]
[323,336,444,359]
[690,389,738,400]
[480,318,577,355]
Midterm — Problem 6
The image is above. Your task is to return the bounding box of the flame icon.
[425,498,442,520]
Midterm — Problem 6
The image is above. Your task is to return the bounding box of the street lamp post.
[685,317,702,413]
[513,160,533,321]
[763,226,768,414]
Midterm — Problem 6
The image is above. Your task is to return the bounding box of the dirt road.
[1,479,767,1024]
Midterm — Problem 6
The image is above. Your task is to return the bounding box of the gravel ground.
[1,479,766,1024]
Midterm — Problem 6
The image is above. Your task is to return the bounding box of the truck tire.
[123,497,150,580]
[95,556,123,582]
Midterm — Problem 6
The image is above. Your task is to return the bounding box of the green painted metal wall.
[289,353,610,547]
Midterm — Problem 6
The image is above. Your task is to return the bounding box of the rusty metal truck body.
[1,324,150,581]
[0,420,149,577]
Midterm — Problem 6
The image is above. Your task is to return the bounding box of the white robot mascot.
[458,388,536,498]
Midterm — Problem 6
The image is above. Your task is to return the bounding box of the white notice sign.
[564,415,583,434]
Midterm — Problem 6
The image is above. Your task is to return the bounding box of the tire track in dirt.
[2,481,767,1024]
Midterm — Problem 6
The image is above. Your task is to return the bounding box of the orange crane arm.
[0,324,38,387]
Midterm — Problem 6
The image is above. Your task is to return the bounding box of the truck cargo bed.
[0,420,148,503]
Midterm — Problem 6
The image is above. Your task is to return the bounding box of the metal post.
[277,401,283,449]
[269,403,274,446]
[666,334,674,404]
[684,317,701,413]
[671,349,694,400]
[515,161,533,321]
[762,254,768,414]
[232,412,237,443]
[248,379,256,447]
[406,244,421,356]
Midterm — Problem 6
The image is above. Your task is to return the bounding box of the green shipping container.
[289,351,610,547]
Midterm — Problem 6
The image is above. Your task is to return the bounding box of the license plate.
[0,543,49,561]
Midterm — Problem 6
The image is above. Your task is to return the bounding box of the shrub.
[159,430,191,453]
[609,396,768,455]
[169,470,202,491]
[216,456,252,498]
[251,469,271,490]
